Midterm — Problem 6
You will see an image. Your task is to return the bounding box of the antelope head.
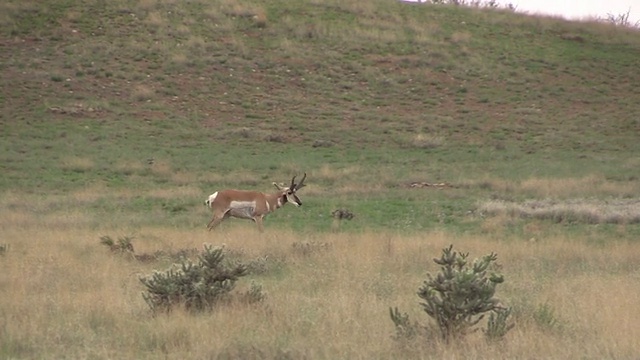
[273,173,307,207]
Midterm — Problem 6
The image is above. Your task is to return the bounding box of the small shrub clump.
[140,244,253,313]
[100,235,134,254]
[100,235,198,262]
[391,245,513,343]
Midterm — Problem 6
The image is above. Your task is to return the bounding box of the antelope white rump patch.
[205,192,218,208]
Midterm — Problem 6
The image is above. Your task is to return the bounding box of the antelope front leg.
[207,213,226,231]
[207,218,219,231]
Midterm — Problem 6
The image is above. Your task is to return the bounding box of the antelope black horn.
[295,172,307,190]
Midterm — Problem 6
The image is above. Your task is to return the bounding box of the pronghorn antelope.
[205,173,307,232]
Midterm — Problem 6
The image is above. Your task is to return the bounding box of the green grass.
[1,0,640,235]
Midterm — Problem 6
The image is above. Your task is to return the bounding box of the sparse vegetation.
[600,9,640,28]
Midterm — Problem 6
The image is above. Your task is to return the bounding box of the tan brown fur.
[205,174,306,232]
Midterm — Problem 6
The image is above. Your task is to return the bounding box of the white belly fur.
[228,200,256,219]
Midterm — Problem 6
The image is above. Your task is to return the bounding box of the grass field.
[2,226,640,359]
[2,0,640,358]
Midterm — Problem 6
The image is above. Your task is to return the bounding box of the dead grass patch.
[459,177,516,193]
[316,164,363,183]
[465,175,640,198]
[479,212,513,235]
[198,171,271,189]
[168,52,190,69]
[148,186,201,200]
[451,31,472,43]
[403,14,441,43]
[69,184,111,203]
[219,0,265,20]
[144,11,166,27]
[149,159,173,177]
[60,156,95,172]
[137,0,158,12]
[520,175,602,197]
[411,133,446,149]
[186,35,206,50]
[479,197,640,224]
[0,210,37,229]
[169,171,199,186]
[115,159,146,175]
[131,84,155,102]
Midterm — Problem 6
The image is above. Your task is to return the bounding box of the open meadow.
[2,0,640,358]
[2,220,640,359]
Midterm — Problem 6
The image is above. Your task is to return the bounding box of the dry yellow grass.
[479,197,640,224]
[2,213,640,359]
[466,175,640,199]
[60,156,95,172]
[519,174,637,198]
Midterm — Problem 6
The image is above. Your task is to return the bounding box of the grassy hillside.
[2,1,640,359]
[2,0,640,235]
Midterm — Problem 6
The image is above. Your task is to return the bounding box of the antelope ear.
[273,182,283,190]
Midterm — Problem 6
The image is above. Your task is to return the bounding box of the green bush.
[391,245,513,342]
[140,244,250,313]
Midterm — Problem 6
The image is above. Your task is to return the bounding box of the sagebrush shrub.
[391,245,512,342]
[140,244,250,313]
